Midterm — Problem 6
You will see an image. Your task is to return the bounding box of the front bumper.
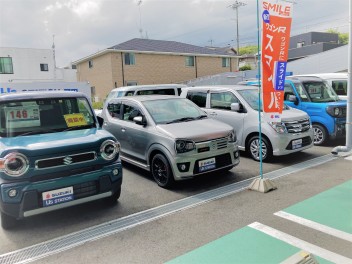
[330,118,346,140]
[0,162,122,219]
[270,129,314,156]
[170,142,240,181]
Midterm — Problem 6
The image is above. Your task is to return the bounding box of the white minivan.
[106,84,186,101]
[295,73,348,100]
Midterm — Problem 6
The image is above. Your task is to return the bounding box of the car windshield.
[142,98,206,124]
[0,97,96,137]
[301,81,339,102]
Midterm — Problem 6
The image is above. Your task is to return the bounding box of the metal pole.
[256,0,263,178]
[332,0,352,154]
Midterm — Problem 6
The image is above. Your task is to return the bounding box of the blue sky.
[0,0,349,67]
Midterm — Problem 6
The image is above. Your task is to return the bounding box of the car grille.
[193,153,232,174]
[284,118,311,133]
[36,152,97,169]
[213,137,228,149]
[73,181,98,199]
[286,136,312,150]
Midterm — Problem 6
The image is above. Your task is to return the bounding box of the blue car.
[240,76,346,145]
[0,92,123,229]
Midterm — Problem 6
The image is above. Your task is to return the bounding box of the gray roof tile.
[109,38,234,56]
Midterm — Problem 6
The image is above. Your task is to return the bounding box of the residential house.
[0,47,76,83]
[288,32,345,61]
[73,38,239,102]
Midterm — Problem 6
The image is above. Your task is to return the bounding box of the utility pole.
[137,0,143,38]
[52,34,56,81]
[228,1,246,56]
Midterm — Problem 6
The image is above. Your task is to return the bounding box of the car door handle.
[121,128,126,132]
[209,112,217,116]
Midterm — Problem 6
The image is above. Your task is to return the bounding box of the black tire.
[313,124,327,145]
[104,187,121,206]
[151,153,175,188]
[1,211,17,230]
[247,136,273,162]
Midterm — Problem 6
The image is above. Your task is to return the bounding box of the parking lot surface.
[0,144,351,264]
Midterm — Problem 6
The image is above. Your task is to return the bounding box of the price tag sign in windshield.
[5,106,40,128]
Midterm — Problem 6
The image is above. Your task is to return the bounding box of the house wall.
[76,51,238,101]
[76,53,114,102]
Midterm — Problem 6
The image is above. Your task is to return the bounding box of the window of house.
[222,58,230,67]
[0,57,14,74]
[126,81,137,86]
[40,63,49,71]
[88,60,93,68]
[185,56,195,67]
[124,53,135,65]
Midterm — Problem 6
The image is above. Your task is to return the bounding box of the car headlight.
[326,106,345,117]
[100,140,120,160]
[228,131,237,142]
[269,122,287,134]
[175,139,195,153]
[0,153,29,177]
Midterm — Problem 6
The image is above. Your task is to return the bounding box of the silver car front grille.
[213,137,228,149]
[284,118,311,133]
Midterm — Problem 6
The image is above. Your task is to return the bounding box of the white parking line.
[249,222,352,264]
[274,211,352,243]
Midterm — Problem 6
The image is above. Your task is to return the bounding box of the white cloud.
[0,0,349,67]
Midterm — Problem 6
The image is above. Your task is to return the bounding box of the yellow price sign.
[64,113,87,127]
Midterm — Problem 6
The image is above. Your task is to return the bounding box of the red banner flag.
[261,0,293,122]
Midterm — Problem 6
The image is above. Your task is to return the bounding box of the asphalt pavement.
[1,149,351,264]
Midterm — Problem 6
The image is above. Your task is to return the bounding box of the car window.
[292,82,309,102]
[136,88,175,95]
[0,97,96,137]
[186,91,207,107]
[301,81,339,102]
[143,98,204,124]
[125,91,135,96]
[122,103,142,122]
[331,80,347,95]
[107,102,122,119]
[210,91,239,110]
[284,84,296,101]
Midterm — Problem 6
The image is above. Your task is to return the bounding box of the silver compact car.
[100,95,240,188]
[181,86,314,162]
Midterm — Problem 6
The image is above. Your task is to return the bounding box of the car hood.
[281,107,310,122]
[156,119,233,142]
[0,128,115,157]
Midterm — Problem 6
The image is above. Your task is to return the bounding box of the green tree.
[239,65,252,71]
[326,29,349,44]
[239,45,258,55]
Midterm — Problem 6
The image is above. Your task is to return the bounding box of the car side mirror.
[230,103,240,112]
[288,95,299,105]
[97,116,104,127]
[133,116,147,126]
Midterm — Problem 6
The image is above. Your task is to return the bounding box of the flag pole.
[249,0,277,193]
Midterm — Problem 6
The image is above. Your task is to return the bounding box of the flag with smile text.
[261,0,293,122]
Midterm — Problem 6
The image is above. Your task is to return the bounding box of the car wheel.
[104,187,121,206]
[313,124,327,145]
[247,136,272,162]
[1,211,17,230]
[151,153,175,188]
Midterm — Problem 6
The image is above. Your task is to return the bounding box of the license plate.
[42,186,74,207]
[199,157,216,172]
[292,139,303,149]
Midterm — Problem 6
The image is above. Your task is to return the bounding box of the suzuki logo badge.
[63,156,73,165]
